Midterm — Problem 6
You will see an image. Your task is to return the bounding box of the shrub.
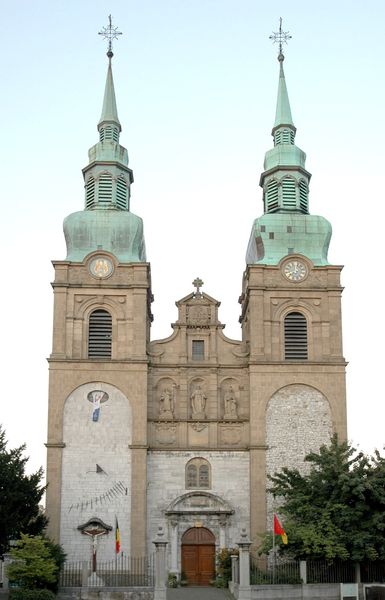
[167,573,178,587]
[216,547,239,585]
[7,535,58,590]
[10,590,56,600]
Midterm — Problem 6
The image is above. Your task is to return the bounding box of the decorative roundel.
[89,256,114,278]
[282,259,308,282]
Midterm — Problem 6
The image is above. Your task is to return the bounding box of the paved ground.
[167,586,233,600]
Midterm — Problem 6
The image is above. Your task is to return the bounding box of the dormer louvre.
[281,177,296,208]
[98,173,113,205]
[299,179,309,213]
[99,124,119,143]
[274,127,295,146]
[86,176,95,209]
[116,176,128,209]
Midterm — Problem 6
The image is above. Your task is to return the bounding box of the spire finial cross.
[98,15,122,58]
[192,277,204,296]
[269,18,292,60]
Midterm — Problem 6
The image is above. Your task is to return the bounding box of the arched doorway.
[181,527,215,586]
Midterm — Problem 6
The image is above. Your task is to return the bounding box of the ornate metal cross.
[269,17,292,56]
[98,14,122,55]
[192,277,204,296]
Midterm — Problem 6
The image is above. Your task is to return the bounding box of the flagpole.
[115,516,118,584]
[115,529,117,585]
[272,512,276,584]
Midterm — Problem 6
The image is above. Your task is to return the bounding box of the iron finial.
[269,17,292,61]
[98,14,122,60]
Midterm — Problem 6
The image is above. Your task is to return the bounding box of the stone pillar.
[153,526,168,600]
[300,560,307,584]
[237,528,251,600]
[170,520,179,574]
[2,553,12,589]
[219,516,226,549]
[231,554,239,584]
[131,445,148,555]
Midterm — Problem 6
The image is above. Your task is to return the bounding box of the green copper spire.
[98,58,122,136]
[273,54,294,130]
[246,22,331,266]
[63,17,146,263]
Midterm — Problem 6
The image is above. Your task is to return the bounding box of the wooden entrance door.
[181,527,215,586]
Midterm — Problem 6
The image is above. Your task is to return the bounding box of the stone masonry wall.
[60,383,132,561]
[147,450,250,567]
[265,384,333,526]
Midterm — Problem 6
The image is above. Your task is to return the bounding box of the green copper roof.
[64,210,146,262]
[273,55,294,129]
[246,213,331,266]
[63,49,146,264]
[246,51,331,267]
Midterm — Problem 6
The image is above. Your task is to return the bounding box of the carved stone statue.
[223,385,238,420]
[159,387,174,420]
[191,384,207,420]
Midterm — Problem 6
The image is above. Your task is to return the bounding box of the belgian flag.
[115,517,121,554]
[274,513,288,544]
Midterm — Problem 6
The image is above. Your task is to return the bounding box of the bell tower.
[240,21,347,544]
[45,18,152,559]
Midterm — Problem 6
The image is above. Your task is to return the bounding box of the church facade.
[45,36,347,584]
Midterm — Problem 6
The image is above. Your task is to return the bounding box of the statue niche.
[158,384,176,420]
[223,384,238,421]
[190,383,207,420]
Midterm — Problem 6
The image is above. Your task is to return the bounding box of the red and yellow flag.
[115,517,121,554]
[274,513,288,544]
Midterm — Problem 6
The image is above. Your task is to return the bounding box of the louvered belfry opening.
[284,311,308,360]
[88,309,112,358]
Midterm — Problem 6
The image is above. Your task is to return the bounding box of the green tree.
[264,435,385,561]
[6,535,58,590]
[0,426,47,555]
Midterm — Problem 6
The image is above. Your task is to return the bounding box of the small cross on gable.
[192,277,204,297]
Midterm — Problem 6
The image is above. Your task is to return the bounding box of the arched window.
[284,311,308,360]
[88,309,112,358]
[85,176,95,209]
[186,458,211,489]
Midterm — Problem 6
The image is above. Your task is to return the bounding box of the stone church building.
[45,36,347,585]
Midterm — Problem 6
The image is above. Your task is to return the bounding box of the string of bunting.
[68,481,127,512]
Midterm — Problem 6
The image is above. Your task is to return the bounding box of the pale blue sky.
[1,0,384,474]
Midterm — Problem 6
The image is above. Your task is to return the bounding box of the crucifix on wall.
[77,518,112,572]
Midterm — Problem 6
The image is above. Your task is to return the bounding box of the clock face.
[89,256,114,278]
[283,260,308,282]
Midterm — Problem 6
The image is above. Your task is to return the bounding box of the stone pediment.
[174,293,222,329]
[176,291,220,307]
[165,491,234,515]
